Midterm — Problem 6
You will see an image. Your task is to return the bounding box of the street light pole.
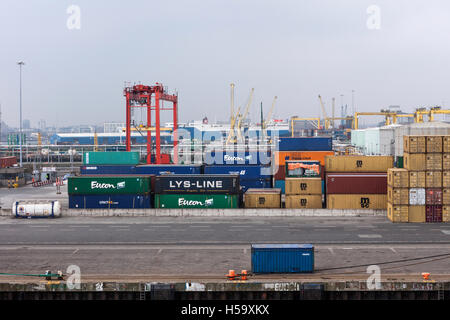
[17,61,25,168]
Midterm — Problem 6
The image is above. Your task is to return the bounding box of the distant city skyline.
[1,1,450,127]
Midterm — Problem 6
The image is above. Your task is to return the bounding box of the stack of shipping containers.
[244,188,282,208]
[325,155,393,209]
[154,174,240,208]
[387,168,410,222]
[272,137,334,195]
[284,160,323,208]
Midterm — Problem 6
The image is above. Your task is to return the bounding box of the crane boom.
[236,88,254,142]
[264,96,277,128]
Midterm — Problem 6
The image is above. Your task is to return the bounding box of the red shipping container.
[0,156,17,168]
[325,172,387,194]
[426,188,443,205]
[426,205,443,223]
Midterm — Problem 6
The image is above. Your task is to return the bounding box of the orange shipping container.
[272,151,334,167]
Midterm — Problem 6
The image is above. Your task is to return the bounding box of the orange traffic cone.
[241,270,248,281]
[422,272,430,280]
[226,270,236,281]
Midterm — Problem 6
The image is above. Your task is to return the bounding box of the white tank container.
[12,201,61,218]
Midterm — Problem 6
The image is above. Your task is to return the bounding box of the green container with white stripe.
[155,194,238,209]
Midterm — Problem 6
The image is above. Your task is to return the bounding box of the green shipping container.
[396,156,404,168]
[68,176,151,195]
[155,194,238,209]
[83,152,140,165]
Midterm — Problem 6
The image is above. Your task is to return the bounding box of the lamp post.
[17,61,25,168]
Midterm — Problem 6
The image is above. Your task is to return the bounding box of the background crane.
[261,96,277,142]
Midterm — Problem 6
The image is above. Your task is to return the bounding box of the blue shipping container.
[80,165,136,175]
[277,137,332,151]
[69,194,152,209]
[251,244,314,273]
[274,180,285,194]
[204,151,271,165]
[240,178,272,192]
[135,164,202,175]
[204,165,272,178]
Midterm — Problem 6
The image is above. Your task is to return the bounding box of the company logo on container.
[91,181,126,189]
[169,180,223,189]
[178,198,214,206]
[223,155,252,161]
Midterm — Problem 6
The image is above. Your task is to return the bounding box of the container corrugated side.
[387,168,409,187]
[387,186,409,205]
[409,205,426,223]
[154,194,238,208]
[80,165,136,175]
[274,180,285,194]
[154,175,240,194]
[409,171,426,188]
[239,178,272,193]
[251,244,314,273]
[285,178,322,195]
[83,152,140,165]
[69,194,152,209]
[403,136,426,153]
[326,194,387,209]
[285,160,321,178]
[277,137,332,151]
[404,153,426,171]
[409,188,426,205]
[204,151,271,165]
[285,195,322,208]
[326,172,387,194]
[135,164,203,175]
[387,203,408,223]
[325,155,394,172]
[68,176,151,195]
[244,189,281,208]
[203,165,271,178]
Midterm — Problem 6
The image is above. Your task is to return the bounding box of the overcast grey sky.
[1,0,450,127]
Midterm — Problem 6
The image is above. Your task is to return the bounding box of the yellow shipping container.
[442,188,450,205]
[443,136,450,153]
[426,136,443,153]
[409,171,426,188]
[425,153,442,170]
[326,194,387,209]
[443,171,450,187]
[387,203,408,223]
[387,168,409,187]
[443,206,450,222]
[425,171,442,188]
[324,155,394,172]
[403,136,426,153]
[404,153,426,171]
[285,195,322,209]
[285,177,322,195]
[408,205,426,223]
[443,153,450,170]
[244,189,281,208]
[387,186,409,205]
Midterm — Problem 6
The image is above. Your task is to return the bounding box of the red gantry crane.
[124,83,178,164]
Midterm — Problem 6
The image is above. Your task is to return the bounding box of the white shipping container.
[11,200,61,218]
[409,188,426,205]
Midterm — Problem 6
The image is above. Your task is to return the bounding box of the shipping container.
[443,188,450,205]
[80,174,156,192]
[387,168,408,188]
[154,194,238,208]
[404,153,426,171]
[326,172,387,194]
[387,186,409,205]
[240,178,272,193]
[83,152,140,165]
[396,156,404,168]
[324,155,394,172]
[80,165,136,175]
[443,206,450,222]
[443,154,450,170]
[443,136,450,153]
[426,188,443,205]
[426,171,442,188]
[68,176,151,195]
[425,154,442,171]
[251,244,314,273]
[135,164,202,175]
[69,194,152,209]
[426,205,443,223]
[203,164,271,178]
[285,195,322,209]
[403,136,426,154]
[285,178,322,195]
[409,171,426,188]
[277,137,332,151]
[409,188,426,205]
[285,160,321,178]
[273,166,286,181]
[409,205,426,223]
[0,156,17,168]
[387,203,408,223]
[426,136,443,153]
[274,180,285,194]
[204,150,271,165]
[326,194,387,209]
[154,175,239,194]
[244,188,281,208]
[443,171,450,187]
[273,151,334,167]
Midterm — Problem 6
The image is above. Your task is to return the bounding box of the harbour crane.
[261,96,277,142]
[226,85,253,144]
[236,88,254,143]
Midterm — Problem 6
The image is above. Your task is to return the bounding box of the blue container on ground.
[204,165,272,178]
[134,164,202,175]
[274,180,285,194]
[80,165,136,175]
[69,194,153,209]
[251,244,314,273]
[277,137,332,151]
[204,151,271,165]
